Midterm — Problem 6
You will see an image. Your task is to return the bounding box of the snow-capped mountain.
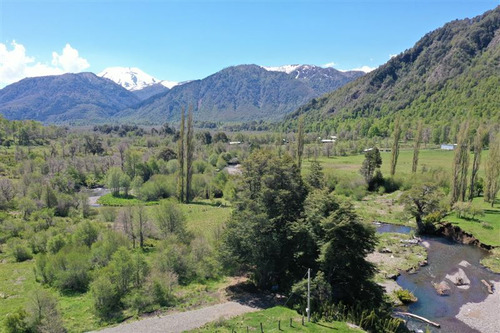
[262,64,304,74]
[98,67,178,91]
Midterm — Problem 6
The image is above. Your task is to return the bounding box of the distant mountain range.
[283,6,500,131]
[0,64,364,123]
[116,64,364,123]
[0,73,140,123]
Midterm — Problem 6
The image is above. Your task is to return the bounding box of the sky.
[0,0,499,87]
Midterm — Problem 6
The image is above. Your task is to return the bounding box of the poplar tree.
[484,135,500,207]
[469,126,484,201]
[390,116,401,176]
[177,108,185,202]
[297,116,305,169]
[185,106,194,203]
[412,121,423,173]
[451,121,470,204]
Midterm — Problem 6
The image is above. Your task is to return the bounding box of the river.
[376,224,499,333]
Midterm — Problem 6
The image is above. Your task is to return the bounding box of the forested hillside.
[283,7,500,137]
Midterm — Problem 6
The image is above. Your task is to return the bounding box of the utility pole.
[307,268,311,322]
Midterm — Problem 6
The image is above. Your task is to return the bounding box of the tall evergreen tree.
[185,106,194,203]
[451,121,470,204]
[297,116,305,169]
[484,135,500,207]
[177,108,185,202]
[390,116,401,176]
[412,121,423,173]
[469,126,484,201]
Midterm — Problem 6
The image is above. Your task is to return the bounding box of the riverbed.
[376,224,499,333]
[86,187,110,207]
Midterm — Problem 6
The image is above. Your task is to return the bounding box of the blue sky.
[0,0,498,86]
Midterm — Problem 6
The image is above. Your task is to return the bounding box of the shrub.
[42,246,92,292]
[91,230,129,268]
[99,207,117,222]
[47,234,66,254]
[394,288,417,304]
[91,273,120,319]
[4,308,29,333]
[453,202,485,220]
[74,221,99,247]
[7,238,33,262]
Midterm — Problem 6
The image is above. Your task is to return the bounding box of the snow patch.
[98,66,179,91]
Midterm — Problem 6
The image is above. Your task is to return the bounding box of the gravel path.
[91,301,260,333]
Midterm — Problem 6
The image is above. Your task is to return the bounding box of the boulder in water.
[433,281,451,296]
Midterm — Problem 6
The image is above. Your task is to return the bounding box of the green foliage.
[4,308,30,333]
[153,200,187,239]
[360,147,382,186]
[222,149,308,289]
[91,273,120,319]
[393,289,417,304]
[37,246,92,292]
[401,182,444,233]
[7,238,33,262]
[306,159,325,189]
[452,201,485,220]
[74,221,99,247]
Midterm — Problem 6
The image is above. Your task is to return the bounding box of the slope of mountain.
[132,83,169,101]
[118,64,364,123]
[283,7,500,132]
[0,72,140,123]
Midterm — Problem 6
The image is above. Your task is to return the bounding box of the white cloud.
[389,54,398,59]
[0,41,89,87]
[322,62,336,68]
[339,65,377,73]
[52,44,90,72]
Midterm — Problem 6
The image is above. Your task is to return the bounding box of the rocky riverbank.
[456,281,500,333]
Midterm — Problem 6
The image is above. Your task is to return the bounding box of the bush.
[91,230,129,268]
[99,207,117,222]
[7,238,33,262]
[4,308,29,333]
[394,288,417,304]
[42,246,92,292]
[47,234,66,254]
[74,221,99,247]
[453,201,484,220]
[91,273,120,319]
[138,175,175,201]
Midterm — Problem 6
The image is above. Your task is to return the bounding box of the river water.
[376,224,499,333]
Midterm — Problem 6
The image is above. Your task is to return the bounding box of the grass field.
[192,306,363,332]
[444,198,500,247]
[303,148,488,180]
[97,193,159,206]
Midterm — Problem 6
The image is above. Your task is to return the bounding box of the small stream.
[376,223,499,333]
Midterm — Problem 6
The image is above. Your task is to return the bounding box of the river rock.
[433,281,451,296]
[445,268,470,289]
[380,247,392,253]
[459,260,471,268]
[419,260,428,267]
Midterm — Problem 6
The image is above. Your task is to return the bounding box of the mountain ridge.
[282,6,500,134]
[116,64,364,123]
[0,72,141,123]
